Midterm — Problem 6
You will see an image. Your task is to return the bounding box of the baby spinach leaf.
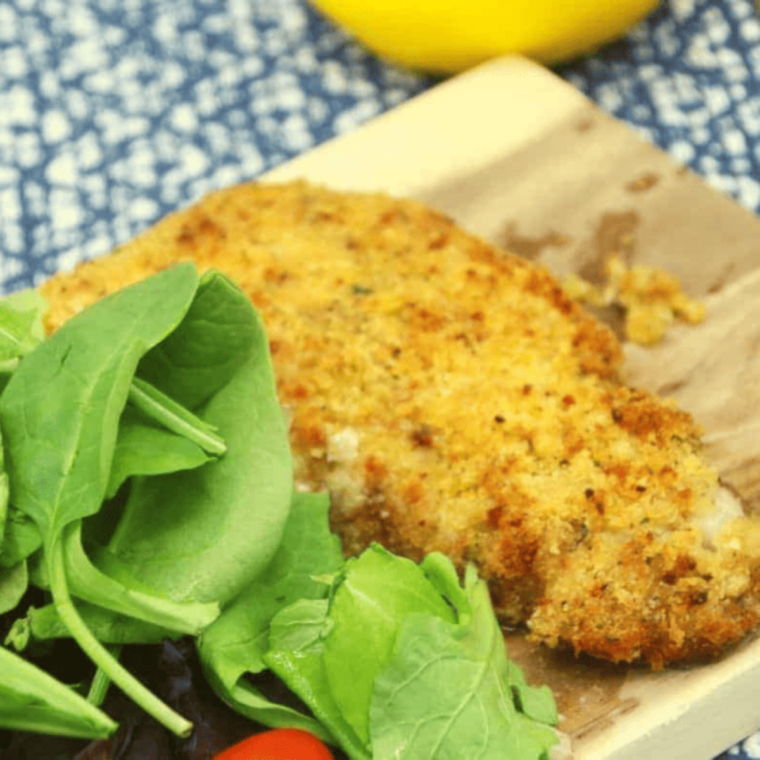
[369,615,556,760]
[369,565,558,760]
[0,263,204,737]
[105,405,213,500]
[0,460,5,542]
[4,616,30,651]
[0,287,47,356]
[0,262,200,542]
[0,288,47,389]
[321,544,456,745]
[269,599,333,651]
[0,424,24,606]
[0,644,117,739]
[0,422,13,568]
[50,517,195,735]
[136,268,261,410]
[504,656,558,729]
[0,561,27,615]
[0,267,299,741]
[198,491,343,738]
[261,546,462,759]
[0,511,40,568]
[96,271,293,607]
[25,600,177,645]
[63,523,219,635]
[455,566,556,727]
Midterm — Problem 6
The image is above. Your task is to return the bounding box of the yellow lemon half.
[310,0,660,74]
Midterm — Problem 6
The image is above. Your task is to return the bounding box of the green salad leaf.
[199,490,343,740]
[92,270,293,607]
[322,546,456,744]
[63,522,218,634]
[0,287,47,384]
[0,447,5,545]
[0,417,24,609]
[0,288,46,352]
[104,404,214,500]
[0,263,200,542]
[0,561,27,616]
[0,264,294,737]
[369,565,558,760]
[22,600,176,645]
[266,600,372,760]
[0,263,206,736]
[0,511,40,569]
[260,547,557,760]
[0,644,117,739]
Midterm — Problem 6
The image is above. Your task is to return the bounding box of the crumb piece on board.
[564,254,706,345]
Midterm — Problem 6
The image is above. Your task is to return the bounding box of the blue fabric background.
[0,0,759,756]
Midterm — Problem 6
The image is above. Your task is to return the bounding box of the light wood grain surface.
[265,54,760,760]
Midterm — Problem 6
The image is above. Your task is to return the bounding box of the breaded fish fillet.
[40,181,760,667]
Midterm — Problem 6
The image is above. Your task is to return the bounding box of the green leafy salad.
[0,264,558,759]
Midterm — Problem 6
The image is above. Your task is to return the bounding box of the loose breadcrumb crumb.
[564,255,706,345]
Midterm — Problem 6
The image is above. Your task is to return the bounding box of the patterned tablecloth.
[1,0,759,757]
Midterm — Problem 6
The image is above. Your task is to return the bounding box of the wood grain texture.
[265,54,760,760]
[625,269,760,513]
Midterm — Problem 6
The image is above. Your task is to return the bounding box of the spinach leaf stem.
[128,376,226,456]
[48,541,193,738]
[87,645,121,707]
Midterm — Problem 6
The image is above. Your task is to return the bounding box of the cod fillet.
[40,181,760,667]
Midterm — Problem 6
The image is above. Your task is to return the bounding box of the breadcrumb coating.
[40,181,760,667]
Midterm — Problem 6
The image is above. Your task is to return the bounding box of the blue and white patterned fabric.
[1,1,759,757]
[2,0,760,295]
[0,0,429,292]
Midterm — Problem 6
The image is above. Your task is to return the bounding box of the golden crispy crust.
[41,181,760,667]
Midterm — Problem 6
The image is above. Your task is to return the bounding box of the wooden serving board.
[264,55,760,760]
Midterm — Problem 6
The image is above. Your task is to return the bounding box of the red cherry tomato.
[213,729,335,760]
